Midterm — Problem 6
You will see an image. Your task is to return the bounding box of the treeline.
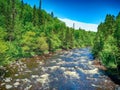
[92,13,120,75]
[0,0,95,65]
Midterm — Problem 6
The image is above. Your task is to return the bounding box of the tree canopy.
[0,0,95,65]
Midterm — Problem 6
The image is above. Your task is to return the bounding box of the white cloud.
[59,18,98,32]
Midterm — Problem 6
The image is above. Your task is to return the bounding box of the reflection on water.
[0,48,119,90]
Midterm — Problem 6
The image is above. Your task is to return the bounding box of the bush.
[0,40,8,65]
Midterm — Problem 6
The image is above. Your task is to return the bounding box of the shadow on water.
[105,68,120,85]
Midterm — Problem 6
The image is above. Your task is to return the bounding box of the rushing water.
[0,48,119,90]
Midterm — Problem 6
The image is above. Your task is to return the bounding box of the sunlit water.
[0,48,119,90]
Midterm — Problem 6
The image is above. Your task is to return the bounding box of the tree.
[11,0,16,37]
[114,13,120,69]
[39,0,42,10]
[32,5,37,26]
[19,0,24,19]
[51,12,54,18]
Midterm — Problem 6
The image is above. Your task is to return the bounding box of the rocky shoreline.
[93,59,120,87]
[0,48,120,90]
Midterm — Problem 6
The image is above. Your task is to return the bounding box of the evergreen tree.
[51,12,54,18]
[20,0,24,19]
[33,5,37,26]
[114,13,120,69]
[39,0,42,10]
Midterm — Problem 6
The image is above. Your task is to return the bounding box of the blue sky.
[23,0,120,24]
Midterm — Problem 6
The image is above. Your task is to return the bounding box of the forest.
[0,0,95,65]
[92,13,120,78]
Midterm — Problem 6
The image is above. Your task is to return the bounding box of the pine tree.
[11,0,15,31]
[37,0,45,26]
[33,5,37,26]
[114,13,120,69]
[51,12,54,18]
[39,0,42,10]
[20,0,24,19]
[115,13,120,48]
[5,0,12,41]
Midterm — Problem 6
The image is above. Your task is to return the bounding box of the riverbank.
[92,60,107,70]
[0,48,119,90]
[0,49,69,80]
[93,59,120,86]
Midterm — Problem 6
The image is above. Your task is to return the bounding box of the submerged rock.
[64,71,80,79]
[49,66,60,71]
[60,67,66,71]
[37,74,49,84]
[87,68,98,74]
[78,67,98,74]
[31,75,39,78]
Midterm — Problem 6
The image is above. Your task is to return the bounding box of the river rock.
[22,78,31,83]
[88,68,98,74]
[32,75,39,78]
[15,74,18,77]
[24,85,32,90]
[57,61,66,65]
[1,83,5,86]
[38,62,43,65]
[14,82,20,87]
[25,70,32,73]
[60,67,66,71]
[88,61,93,65]
[49,66,60,71]
[6,85,12,89]
[16,79,20,82]
[4,78,12,83]
[37,74,49,84]
[64,71,80,79]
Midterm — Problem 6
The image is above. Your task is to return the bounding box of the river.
[0,48,119,90]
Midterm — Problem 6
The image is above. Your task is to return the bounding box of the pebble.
[4,78,12,83]
[105,80,107,82]
[24,85,32,90]
[32,75,39,78]
[1,83,5,86]
[37,74,49,84]
[15,74,18,77]
[6,85,12,89]
[39,62,43,65]
[14,82,20,87]
[16,79,20,82]
[22,78,31,83]
[25,70,32,73]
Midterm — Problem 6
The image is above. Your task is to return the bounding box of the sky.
[23,0,120,31]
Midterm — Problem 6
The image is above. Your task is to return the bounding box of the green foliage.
[0,41,8,54]
[0,0,95,65]
[21,31,36,56]
[0,40,8,65]
[49,34,61,51]
[36,36,48,52]
[92,13,120,75]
